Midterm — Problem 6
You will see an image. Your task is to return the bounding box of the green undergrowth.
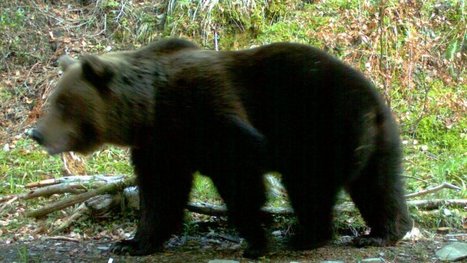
[0,139,132,195]
[0,139,62,195]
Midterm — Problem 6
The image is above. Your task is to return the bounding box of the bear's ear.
[80,55,114,92]
[58,55,77,72]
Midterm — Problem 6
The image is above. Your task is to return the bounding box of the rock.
[208,260,239,263]
[272,230,283,236]
[436,242,467,261]
[360,258,385,262]
[2,144,9,151]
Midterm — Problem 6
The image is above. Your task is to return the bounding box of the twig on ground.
[0,196,18,214]
[23,183,87,199]
[406,182,461,198]
[52,203,89,234]
[44,236,80,242]
[408,199,467,210]
[0,195,16,203]
[26,175,126,189]
[26,178,61,188]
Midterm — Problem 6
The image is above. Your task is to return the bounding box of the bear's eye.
[54,95,69,113]
[56,101,66,111]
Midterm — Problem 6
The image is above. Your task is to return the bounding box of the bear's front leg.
[205,115,269,258]
[111,147,193,256]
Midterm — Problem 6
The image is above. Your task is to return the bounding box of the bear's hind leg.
[346,151,412,247]
[111,147,193,256]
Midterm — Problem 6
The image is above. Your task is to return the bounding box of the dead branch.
[44,236,80,242]
[17,175,466,223]
[0,196,18,214]
[1,175,127,204]
[25,175,126,189]
[2,183,95,205]
[186,202,227,216]
[23,183,87,199]
[52,203,89,234]
[26,176,134,218]
[265,173,287,198]
[408,199,467,210]
[26,178,58,188]
[405,183,461,198]
[185,199,467,217]
[85,194,122,217]
[0,195,16,203]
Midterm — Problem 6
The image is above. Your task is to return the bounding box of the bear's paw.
[110,238,163,256]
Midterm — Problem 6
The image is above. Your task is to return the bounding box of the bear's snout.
[27,128,44,145]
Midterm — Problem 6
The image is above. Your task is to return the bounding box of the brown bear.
[29,38,412,258]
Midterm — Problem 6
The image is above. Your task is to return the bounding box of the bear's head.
[28,55,117,155]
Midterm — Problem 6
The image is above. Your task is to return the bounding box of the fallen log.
[9,175,464,220]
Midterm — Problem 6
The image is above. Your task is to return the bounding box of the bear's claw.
[110,239,162,256]
[243,244,267,259]
[352,236,396,247]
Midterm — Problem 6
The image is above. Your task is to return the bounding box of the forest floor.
[0,225,466,263]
